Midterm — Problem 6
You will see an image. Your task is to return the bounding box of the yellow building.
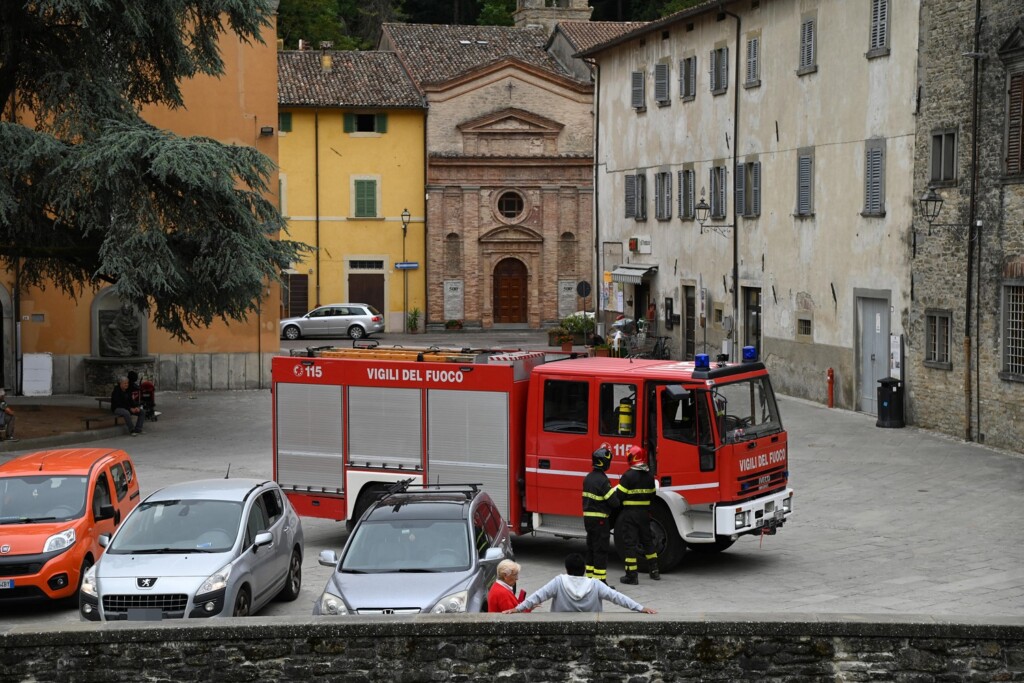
[2,17,282,395]
[277,50,426,333]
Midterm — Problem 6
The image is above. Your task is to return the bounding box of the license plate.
[127,608,164,621]
[0,579,14,589]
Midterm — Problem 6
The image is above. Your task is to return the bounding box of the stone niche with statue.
[83,290,155,397]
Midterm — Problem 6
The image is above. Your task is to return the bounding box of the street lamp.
[694,188,734,237]
[401,208,410,333]
[918,185,970,240]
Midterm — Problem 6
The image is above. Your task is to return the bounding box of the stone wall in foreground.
[3,614,1023,682]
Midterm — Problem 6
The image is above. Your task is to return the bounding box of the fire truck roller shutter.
[348,386,423,469]
[427,389,511,524]
[276,383,345,491]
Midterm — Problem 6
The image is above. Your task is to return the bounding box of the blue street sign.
[395,262,419,270]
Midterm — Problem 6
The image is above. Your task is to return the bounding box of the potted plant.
[556,329,575,352]
[406,307,421,333]
[445,319,463,331]
[559,312,596,344]
[591,343,612,357]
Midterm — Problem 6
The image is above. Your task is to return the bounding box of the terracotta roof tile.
[553,21,649,54]
[278,50,424,108]
[381,23,576,85]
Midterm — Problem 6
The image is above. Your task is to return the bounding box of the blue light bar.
[742,345,757,362]
[695,353,710,370]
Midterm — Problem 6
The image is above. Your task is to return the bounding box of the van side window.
[543,380,589,433]
[109,464,128,501]
[599,383,637,438]
[92,474,112,518]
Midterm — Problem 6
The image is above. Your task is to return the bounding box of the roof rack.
[377,479,482,503]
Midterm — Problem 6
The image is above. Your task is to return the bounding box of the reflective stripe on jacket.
[616,467,656,507]
[582,470,620,518]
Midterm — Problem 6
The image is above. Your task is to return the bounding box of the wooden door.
[285,274,308,317]
[492,258,528,324]
[349,274,385,314]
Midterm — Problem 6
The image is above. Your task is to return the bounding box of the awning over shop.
[610,264,658,285]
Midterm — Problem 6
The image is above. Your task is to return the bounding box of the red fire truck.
[271,345,792,570]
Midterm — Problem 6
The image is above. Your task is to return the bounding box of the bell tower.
[513,0,592,36]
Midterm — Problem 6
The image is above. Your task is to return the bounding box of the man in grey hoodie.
[504,553,657,614]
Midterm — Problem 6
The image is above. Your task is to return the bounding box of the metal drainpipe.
[721,3,742,340]
[590,59,601,333]
[314,109,321,308]
[964,2,983,442]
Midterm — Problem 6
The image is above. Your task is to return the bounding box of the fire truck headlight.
[783,495,792,513]
[735,510,747,529]
[430,590,467,613]
[317,590,350,616]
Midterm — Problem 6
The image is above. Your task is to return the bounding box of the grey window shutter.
[747,38,758,83]
[751,162,761,217]
[721,47,729,90]
[871,0,888,50]
[735,163,746,217]
[663,172,672,218]
[654,63,669,103]
[689,57,697,96]
[1008,73,1024,175]
[625,174,636,218]
[801,20,815,68]
[636,174,647,220]
[677,170,685,217]
[631,71,645,108]
[687,170,695,218]
[718,168,727,217]
[798,155,812,214]
[865,147,883,213]
[709,50,717,90]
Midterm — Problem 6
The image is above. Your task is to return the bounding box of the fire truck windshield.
[712,376,783,443]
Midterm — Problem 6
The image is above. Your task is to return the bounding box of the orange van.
[0,448,140,601]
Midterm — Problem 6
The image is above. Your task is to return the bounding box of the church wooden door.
[492,258,527,324]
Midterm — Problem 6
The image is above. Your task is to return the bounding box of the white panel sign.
[558,280,577,318]
[444,280,464,321]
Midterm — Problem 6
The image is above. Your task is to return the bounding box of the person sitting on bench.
[111,376,145,436]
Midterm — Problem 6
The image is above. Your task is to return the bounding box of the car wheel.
[232,586,251,617]
[277,548,302,602]
[348,325,366,340]
[283,325,301,341]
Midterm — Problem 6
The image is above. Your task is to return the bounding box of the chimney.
[321,52,333,73]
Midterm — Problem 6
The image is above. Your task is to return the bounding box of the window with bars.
[625,173,647,220]
[1007,72,1023,176]
[1003,283,1024,377]
[353,178,378,217]
[655,171,672,220]
[745,36,761,87]
[925,309,952,369]
[863,139,886,216]
[654,63,671,105]
[678,168,695,220]
[710,47,728,94]
[350,260,384,270]
[796,148,814,216]
[931,130,957,184]
[798,14,817,74]
[631,71,646,111]
[710,166,727,219]
[679,55,697,100]
[868,0,890,56]
[735,160,761,218]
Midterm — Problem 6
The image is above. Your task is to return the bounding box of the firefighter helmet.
[592,443,613,470]
[627,445,647,468]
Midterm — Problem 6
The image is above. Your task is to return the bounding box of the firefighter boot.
[649,568,661,581]
[620,571,639,585]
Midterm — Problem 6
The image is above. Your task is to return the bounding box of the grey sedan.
[280,303,385,340]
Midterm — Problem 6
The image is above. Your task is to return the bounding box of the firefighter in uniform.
[582,443,620,584]
[616,445,659,585]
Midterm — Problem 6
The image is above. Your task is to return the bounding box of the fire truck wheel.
[685,536,736,553]
[613,503,685,572]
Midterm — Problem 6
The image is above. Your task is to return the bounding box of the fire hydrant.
[826,367,835,408]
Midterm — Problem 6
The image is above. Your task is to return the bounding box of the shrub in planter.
[445,319,463,330]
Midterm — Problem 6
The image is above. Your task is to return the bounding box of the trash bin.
[876,377,904,428]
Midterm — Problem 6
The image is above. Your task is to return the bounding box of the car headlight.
[197,563,232,597]
[80,565,98,598]
[317,590,350,616]
[43,528,76,553]
[430,590,467,614]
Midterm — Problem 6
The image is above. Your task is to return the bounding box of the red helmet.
[627,445,646,467]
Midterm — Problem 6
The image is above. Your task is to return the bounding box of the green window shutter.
[278,112,292,133]
[375,113,388,133]
[344,114,355,133]
[354,180,377,217]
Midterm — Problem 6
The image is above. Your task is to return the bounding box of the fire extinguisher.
[617,398,634,435]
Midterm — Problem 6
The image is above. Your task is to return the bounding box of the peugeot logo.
[137,577,158,589]
[0,545,9,554]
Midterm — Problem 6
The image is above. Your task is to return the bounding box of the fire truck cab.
[271,345,792,571]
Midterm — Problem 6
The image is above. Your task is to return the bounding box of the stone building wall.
[910,1,1024,451]
[3,616,1022,682]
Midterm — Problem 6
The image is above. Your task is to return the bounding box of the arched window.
[558,231,577,276]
